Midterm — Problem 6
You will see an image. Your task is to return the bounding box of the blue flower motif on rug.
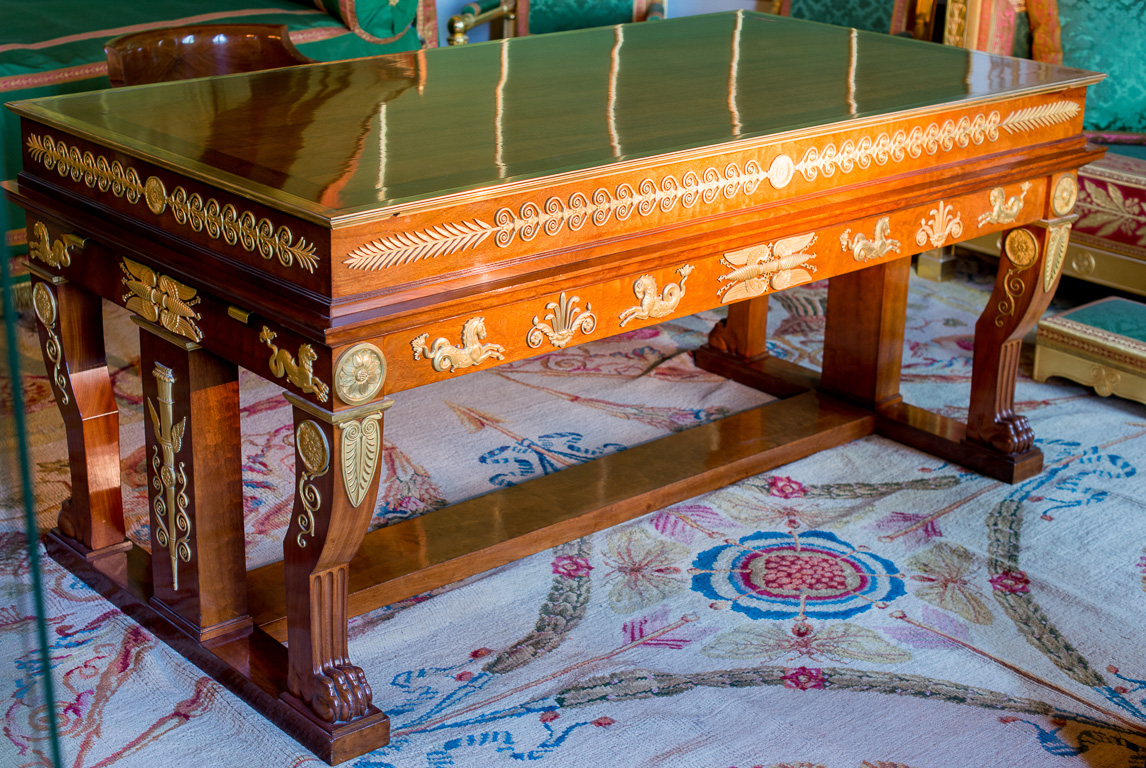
[479,432,625,488]
[690,530,906,620]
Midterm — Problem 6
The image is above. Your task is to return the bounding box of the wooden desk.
[5,12,1101,763]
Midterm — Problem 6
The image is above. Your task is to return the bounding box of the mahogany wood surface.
[821,255,911,408]
[105,24,315,88]
[5,12,1104,763]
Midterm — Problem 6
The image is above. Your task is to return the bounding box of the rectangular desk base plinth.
[44,391,872,763]
[876,401,1043,484]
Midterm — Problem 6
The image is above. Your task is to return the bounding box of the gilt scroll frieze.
[28,220,84,269]
[121,258,204,343]
[839,218,900,262]
[527,293,597,348]
[978,182,1032,227]
[147,363,192,591]
[411,316,505,373]
[294,420,329,547]
[27,134,319,273]
[342,101,1079,271]
[260,327,330,402]
[341,414,382,507]
[619,265,693,326]
[342,160,788,271]
[915,201,964,248]
[718,232,818,304]
[32,282,68,405]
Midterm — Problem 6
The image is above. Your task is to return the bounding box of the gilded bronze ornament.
[259,326,330,402]
[915,201,964,248]
[412,317,506,373]
[527,293,597,348]
[26,134,319,273]
[1052,175,1078,217]
[718,232,818,304]
[1043,222,1072,292]
[619,264,694,326]
[996,229,1040,328]
[121,257,204,342]
[1003,228,1039,268]
[28,220,84,269]
[32,281,69,405]
[977,181,1031,227]
[147,363,192,591]
[294,420,329,547]
[334,343,386,404]
[341,414,382,507]
[839,217,900,262]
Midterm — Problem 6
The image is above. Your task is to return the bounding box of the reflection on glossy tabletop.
[105,24,316,88]
[13,12,1098,216]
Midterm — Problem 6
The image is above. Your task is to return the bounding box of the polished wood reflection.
[105,24,315,88]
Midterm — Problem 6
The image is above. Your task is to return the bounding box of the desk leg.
[697,296,818,397]
[137,323,251,642]
[875,220,1072,482]
[709,296,770,358]
[282,396,390,730]
[966,220,1072,456]
[821,257,910,408]
[29,275,128,558]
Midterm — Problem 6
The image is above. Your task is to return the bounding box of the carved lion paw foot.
[983,413,1034,454]
[300,664,373,723]
[707,319,731,352]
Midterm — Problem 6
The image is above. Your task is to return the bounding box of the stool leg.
[283,396,390,724]
[138,323,250,642]
[966,220,1072,454]
[29,275,127,557]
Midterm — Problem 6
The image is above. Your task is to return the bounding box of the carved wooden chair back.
[105,23,315,87]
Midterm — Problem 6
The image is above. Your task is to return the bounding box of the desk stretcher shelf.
[7,11,1102,763]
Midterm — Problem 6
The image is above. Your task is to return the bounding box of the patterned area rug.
[2,255,1145,768]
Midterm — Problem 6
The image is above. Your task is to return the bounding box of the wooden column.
[281,393,391,740]
[821,256,911,408]
[29,266,128,558]
[138,320,251,642]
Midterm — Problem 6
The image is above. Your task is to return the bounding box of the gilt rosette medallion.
[690,530,905,621]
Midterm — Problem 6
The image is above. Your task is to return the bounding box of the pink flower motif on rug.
[782,666,825,690]
[552,554,593,578]
[990,570,1031,594]
[591,717,616,727]
[767,476,807,499]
